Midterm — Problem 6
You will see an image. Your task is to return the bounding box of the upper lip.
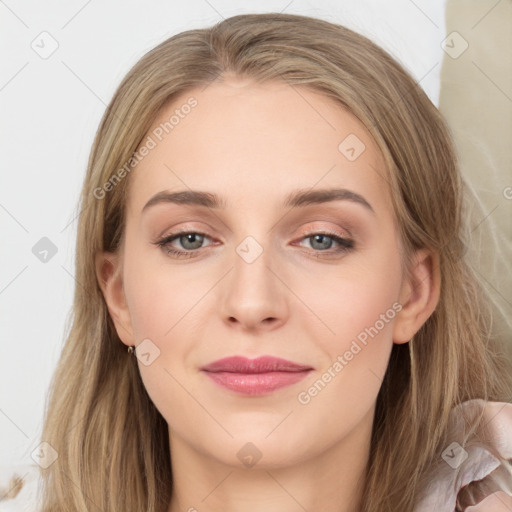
[200,356,313,374]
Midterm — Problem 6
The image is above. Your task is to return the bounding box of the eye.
[153,229,354,259]
[294,231,354,257]
[153,231,213,259]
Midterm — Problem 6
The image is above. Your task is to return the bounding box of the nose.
[219,236,289,332]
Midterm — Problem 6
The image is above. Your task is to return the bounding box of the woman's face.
[98,76,431,470]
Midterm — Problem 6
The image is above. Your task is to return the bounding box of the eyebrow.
[142,187,375,215]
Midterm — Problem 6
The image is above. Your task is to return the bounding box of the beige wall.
[439,0,512,359]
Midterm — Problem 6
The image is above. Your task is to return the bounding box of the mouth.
[200,355,314,396]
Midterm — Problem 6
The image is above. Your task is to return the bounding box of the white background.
[0,0,447,468]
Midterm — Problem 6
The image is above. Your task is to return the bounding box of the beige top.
[413,399,512,511]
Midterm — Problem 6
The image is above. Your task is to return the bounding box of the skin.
[96,75,440,512]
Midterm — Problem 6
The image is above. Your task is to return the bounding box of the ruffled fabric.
[414,399,512,511]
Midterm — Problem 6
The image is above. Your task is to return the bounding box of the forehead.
[126,77,391,218]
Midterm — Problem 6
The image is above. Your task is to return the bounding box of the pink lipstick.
[200,355,313,396]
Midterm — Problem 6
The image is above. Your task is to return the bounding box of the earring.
[127,345,135,355]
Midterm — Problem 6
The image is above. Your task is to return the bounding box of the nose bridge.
[219,230,288,329]
[232,232,277,300]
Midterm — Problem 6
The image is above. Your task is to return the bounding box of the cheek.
[122,243,200,341]
[292,257,402,425]
[122,251,205,417]
[298,250,402,350]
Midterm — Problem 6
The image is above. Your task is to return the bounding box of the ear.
[95,250,135,347]
[392,248,441,344]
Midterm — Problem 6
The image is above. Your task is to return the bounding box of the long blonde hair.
[39,12,512,511]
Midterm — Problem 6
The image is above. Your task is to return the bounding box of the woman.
[36,12,512,512]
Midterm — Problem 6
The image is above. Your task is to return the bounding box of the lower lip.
[202,370,312,395]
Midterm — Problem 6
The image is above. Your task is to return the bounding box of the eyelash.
[153,229,354,259]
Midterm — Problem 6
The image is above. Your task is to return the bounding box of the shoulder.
[0,464,41,511]
[414,399,512,512]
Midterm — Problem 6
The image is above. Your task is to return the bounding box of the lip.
[200,355,313,373]
[200,356,314,396]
